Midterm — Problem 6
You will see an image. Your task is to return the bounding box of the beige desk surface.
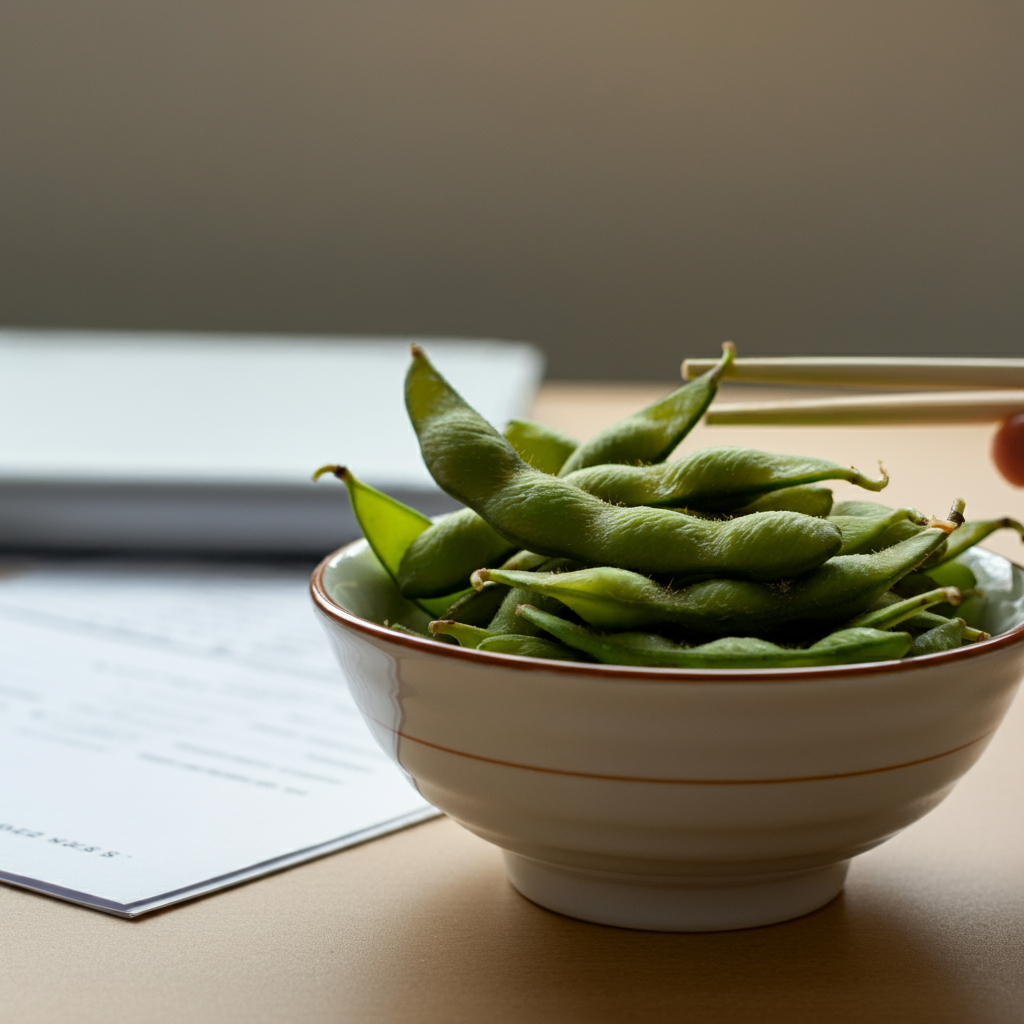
[4,384,1024,1024]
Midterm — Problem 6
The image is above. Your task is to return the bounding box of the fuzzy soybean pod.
[430,550,555,626]
[516,605,912,668]
[846,587,963,630]
[862,593,990,643]
[870,515,951,564]
[833,499,942,533]
[397,419,579,598]
[402,341,733,603]
[428,619,585,660]
[831,499,900,518]
[561,447,887,512]
[428,620,492,647]
[399,508,517,597]
[404,346,843,583]
[487,585,567,638]
[311,465,463,616]
[437,581,509,626]
[919,560,985,623]
[829,500,957,563]
[829,507,930,556]
[902,610,988,642]
[476,634,586,661]
[436,549,552,624]
[732,484,834,518]
[934,517,1024,565]
[454,556,577,639]
[907,619,966,657]
[925,559,977,592]
[389,623,441,642]
[473,528,948,636]
[556,342,735,476]
[503,419,579,474]
[432,548,551,625]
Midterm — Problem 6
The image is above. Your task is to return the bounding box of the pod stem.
[312,463,347,483]
[428,619,491,648]
[849,462,889,492]
[848,587,963,631]
[715,341,737,378]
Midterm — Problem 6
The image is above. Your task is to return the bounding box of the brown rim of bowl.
[309,541,1024,684]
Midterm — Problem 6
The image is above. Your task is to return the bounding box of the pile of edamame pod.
[315,344,1024,669]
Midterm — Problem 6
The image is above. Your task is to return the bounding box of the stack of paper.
[0,558,439,916]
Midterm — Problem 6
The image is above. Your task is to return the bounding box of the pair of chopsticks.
[681,356,1024,426]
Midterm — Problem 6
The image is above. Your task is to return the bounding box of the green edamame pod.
[405,346,842,583]
[500,549,550,570]
[902,609,989,642]
[868,590,990,642]
[487,586,566,638]
[919,559,984,623]
[399,440,874,595]
[556,342,735,476]
[503,419,579,474]
[434,554,574,635]
[476,633,587,661]
[389,622,445,642]
[891,572,942,598]
[733,484,834,518]
[398,507,518,597]
[395,419,580,598]
[829,507,930,556]
[831,500,909,519]
[562,447,886,512]
[429,619,585,660]
[481,557,581,637]
[829,500,957,563]
[906,619,965,657]
[516,605,911,668]
[313,464,429,577]
[428,548,551,625]
[474,528,948,636]
[428,620,492,647]
[438,583,510,626]
[312,464,461,616]
[934,517,1024,565]
[872,520,948,567]
[925,560,977,592]
[405,445,873,598]
[847,587,963,630]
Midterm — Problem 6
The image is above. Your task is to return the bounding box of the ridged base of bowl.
[504,853,850,932]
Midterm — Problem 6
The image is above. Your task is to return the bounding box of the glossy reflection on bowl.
[311,541,1024,932]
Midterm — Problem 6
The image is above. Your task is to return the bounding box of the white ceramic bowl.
[311,541,1024,932]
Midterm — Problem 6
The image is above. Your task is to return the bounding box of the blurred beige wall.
[0,1,1020,378]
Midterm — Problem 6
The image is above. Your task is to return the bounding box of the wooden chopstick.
[705,390,1024,427]
[681,356,1024,390]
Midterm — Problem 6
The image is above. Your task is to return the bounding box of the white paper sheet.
[0,559,438,917]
